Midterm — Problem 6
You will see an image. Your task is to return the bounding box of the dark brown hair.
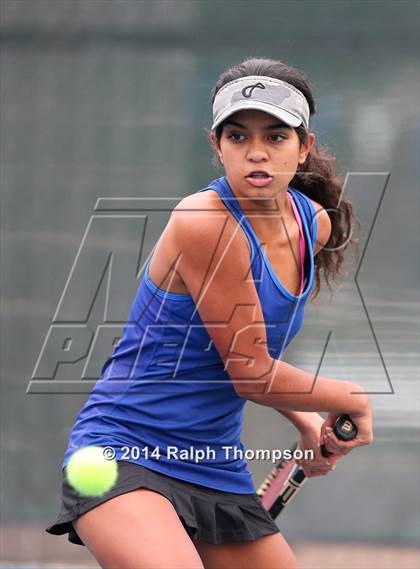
[210,57,360,300]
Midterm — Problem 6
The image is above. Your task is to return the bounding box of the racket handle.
[320,414,357,458]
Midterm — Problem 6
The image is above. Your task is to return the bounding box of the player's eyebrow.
[223,119,291,131]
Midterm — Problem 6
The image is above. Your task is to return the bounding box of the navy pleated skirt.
[46,461,280,546]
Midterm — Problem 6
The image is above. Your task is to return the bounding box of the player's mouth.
[245,170,273,187]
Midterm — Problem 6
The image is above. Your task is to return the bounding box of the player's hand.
[321,406,374,456]
[296,413,341,478]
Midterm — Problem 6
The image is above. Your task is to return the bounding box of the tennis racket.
[257,414,357,519]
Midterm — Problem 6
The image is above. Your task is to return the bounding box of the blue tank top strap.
[198,177,318,260]
[198,177,258,263]
[287,186,318,252]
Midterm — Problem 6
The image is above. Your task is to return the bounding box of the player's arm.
[172,194,372,447]
[311,200,332,255]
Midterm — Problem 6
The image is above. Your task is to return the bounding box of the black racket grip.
[320,414,357,458]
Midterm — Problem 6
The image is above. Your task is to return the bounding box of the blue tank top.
[63,176,318,493]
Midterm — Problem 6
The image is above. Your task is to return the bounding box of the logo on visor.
[241,82,265,98]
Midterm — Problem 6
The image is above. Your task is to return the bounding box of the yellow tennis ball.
[66,446,118,497]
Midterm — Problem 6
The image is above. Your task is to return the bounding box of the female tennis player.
[46,57,373,569]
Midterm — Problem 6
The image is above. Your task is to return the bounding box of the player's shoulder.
[171,189,247,253]
[172,189,234,230]
[174,189,225,213]
[309,198,332,255]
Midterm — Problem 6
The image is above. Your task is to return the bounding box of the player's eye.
[270,134,286,142]
[226,133,286,143]
[227,133,246,142]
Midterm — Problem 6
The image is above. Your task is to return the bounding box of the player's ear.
[298,131,315,165]
[209,131,221,153]
[209,131,224,165]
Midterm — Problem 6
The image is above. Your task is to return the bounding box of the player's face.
[212,109,314,199]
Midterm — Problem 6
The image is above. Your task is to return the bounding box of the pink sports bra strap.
[287,192,305,294]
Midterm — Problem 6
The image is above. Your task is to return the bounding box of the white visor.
[212,76,310,131]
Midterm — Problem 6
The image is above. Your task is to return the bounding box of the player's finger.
[320,415,337,438]
[298,459,332,470]
[303,464,336,477]
[324,438,353,455]
[321,414,339,436]
[326,453,339,466]
[324,431,355,454]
